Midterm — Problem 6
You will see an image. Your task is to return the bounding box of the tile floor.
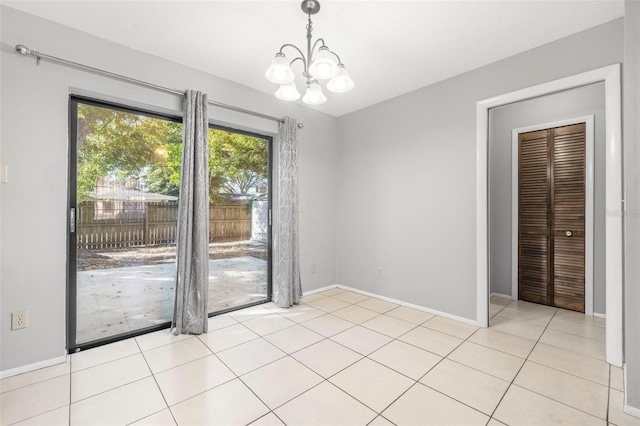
[2,289,639,426]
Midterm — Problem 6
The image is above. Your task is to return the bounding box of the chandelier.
[265,0,354,105]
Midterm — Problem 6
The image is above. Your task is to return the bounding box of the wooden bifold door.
[518,123,586,312]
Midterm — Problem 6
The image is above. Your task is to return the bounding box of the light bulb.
[316,63,331,78]
[265,54,295,84]
[302,82,327,105]
[327,65,354,93]
[275,82,300,101]
[309,46,339,79]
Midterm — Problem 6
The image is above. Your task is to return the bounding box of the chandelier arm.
[279,44,308,70]
[310,38,327,58]
[328,50,343,65]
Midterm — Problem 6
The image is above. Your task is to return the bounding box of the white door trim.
[511,116,595,316]
[476,64,623,367]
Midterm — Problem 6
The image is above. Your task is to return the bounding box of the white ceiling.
[3,0,625,117]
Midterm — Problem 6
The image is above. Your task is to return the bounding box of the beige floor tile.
[422,316,478,339]
[489,316,546,340]
[227,304,274,322]
[356,298,399,313]
[490,304,507,318]
[398,326,463,357]
[261,302,290,313]
[368,415,395,425]
[508,300,557,314]
[217,338,286,375]
[493,385,604,426]
[300,293,329,304]
[0,358,70,393]
[361,315,416,338]
[331,326,393,355]
[528,343,609,386]
[264,324,324,353]
[330,358,414,412]
[496,307,554,327]
[0,375,70,425]
[332,291,371,304]
[143,337,211,374]
[277,305,325,323]
[468,327,536,358]
[514,361,608,419]
[275,381,376,425]
[490,296,512,306]
[242,357,323,409]
[609,389,640,426]
[448,342,524,381]
[548,317,606,342]
[369,340,441,380]
[170,379,269,426]
[70,377,166,426]
[306,297,351,313]
[11,406,69,426]
[487,418,508,426]
[383,383,489,425]
[385,306,435,325]
[332,305,381,324]
[611,365,624,391]
[135,329,193,352]
[154,354,235,406]
[539,328,606,360]
[250,412,286,425]
[71,338,140,372]
[322,288,347,296]
[292,339,363,378]
[421,359,510,415]
[555,309,606,328]
[71,353,151,402]
[207,313,238,331]
[198,322,259,352]
[243,314,297,336]
[300,314,355,337]
[130,409,176,426]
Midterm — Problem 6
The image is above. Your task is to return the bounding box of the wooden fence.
[77,201,251,249]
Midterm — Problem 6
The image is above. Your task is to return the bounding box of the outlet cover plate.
[11,310,28,330]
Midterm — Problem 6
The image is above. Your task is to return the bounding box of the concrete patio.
[76,256,267,344]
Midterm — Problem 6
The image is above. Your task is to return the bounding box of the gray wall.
[624,0,640,414]
[488,83,606,314]
[0,6,338,372]
[336,19,623,321]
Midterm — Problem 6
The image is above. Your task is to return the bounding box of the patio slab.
[76,256,267,344]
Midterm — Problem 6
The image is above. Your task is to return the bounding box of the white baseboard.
[594,312,606,319]
[0,355,67,379]
[335,284,477,326]
[302,284,339,296]
[490,292,514,301]
[624,404,640,419]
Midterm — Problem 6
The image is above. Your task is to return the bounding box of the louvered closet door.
[519,129,550,305]
[552,123,586,311]
[518,123,585,312]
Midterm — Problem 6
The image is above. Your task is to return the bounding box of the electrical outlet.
[11,310,28,330]
[377,267,384,277]
[311,264,317,274]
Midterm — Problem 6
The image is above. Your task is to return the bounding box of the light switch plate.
[0,165,7,183]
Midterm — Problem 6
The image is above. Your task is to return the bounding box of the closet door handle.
[565,230,573,237]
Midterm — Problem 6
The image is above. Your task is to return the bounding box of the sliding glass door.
[68,96,272,351]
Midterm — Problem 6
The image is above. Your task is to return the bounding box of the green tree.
[76,104,269,203]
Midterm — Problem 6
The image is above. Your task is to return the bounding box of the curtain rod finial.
[297,122,304,129]
[15,45,31,55]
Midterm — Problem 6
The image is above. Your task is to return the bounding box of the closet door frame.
[511,115,595,316]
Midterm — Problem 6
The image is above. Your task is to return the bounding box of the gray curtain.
[274,117,302,308]
[172,90,210,334]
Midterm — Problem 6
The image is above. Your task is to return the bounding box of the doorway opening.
[476,64,623,366]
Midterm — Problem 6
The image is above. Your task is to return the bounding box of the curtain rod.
[15,44,286,124]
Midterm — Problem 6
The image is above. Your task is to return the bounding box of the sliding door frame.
[67,95,273,353]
